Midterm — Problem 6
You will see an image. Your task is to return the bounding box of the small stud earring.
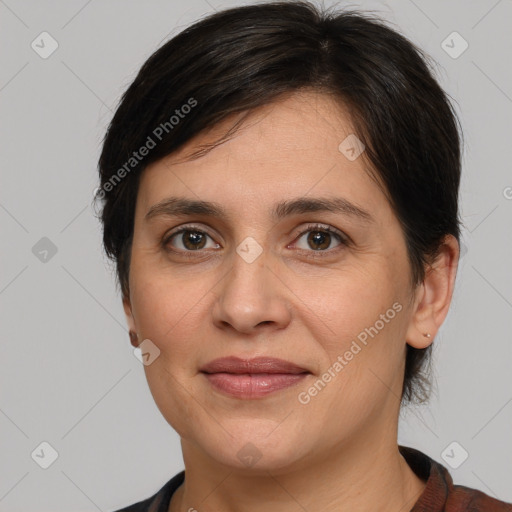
[423,333,431,339]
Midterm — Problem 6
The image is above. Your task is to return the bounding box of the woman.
[95,2,512,511]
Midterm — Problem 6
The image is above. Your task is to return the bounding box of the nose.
[211,245,292,335]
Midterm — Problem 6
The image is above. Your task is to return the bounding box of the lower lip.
[203,372,309,399]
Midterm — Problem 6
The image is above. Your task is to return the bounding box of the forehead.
[136,90,386,218]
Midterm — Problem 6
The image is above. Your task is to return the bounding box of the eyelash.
[162,223,349,259]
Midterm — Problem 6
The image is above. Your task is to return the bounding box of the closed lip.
[199,356,310,374]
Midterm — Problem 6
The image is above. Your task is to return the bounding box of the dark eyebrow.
[145,196,374,224]
[273,196,374,224]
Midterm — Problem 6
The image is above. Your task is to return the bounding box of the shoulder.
[110,471,185,512]
[112,494,154,512]
[399,445,512,511]
[447,484,512,511]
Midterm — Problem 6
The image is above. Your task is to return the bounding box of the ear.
[122,294,139,348]
[406,235,460,349]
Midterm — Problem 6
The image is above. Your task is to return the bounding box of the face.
[124,90,421,473]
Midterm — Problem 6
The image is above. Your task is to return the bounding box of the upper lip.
[200,356,310,374]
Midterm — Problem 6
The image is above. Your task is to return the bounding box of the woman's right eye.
[164,228,220,252]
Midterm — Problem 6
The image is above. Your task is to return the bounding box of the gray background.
[1,0,511,510]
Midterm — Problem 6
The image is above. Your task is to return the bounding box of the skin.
[123,89,459,512]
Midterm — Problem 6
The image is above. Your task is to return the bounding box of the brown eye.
[164,228,219,252]
[180,231,207,250]
[306,231,332,250]
[293,224,347,253]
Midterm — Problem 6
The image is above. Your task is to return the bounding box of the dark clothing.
[112,445,512,511]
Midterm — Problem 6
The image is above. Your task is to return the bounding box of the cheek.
[130,270,214,436]
[291,261,401,343]
[129,264,215,359]
[292,262,409,403]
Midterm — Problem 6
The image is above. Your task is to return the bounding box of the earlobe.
[406,283,435,349]
[406,235,459,349]
[122,295,138,347]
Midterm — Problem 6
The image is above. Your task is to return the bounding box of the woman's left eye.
[293,225,347,252]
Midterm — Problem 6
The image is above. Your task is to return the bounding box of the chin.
[196,425,312,474]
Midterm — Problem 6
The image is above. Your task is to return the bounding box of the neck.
[169,425,426,512]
